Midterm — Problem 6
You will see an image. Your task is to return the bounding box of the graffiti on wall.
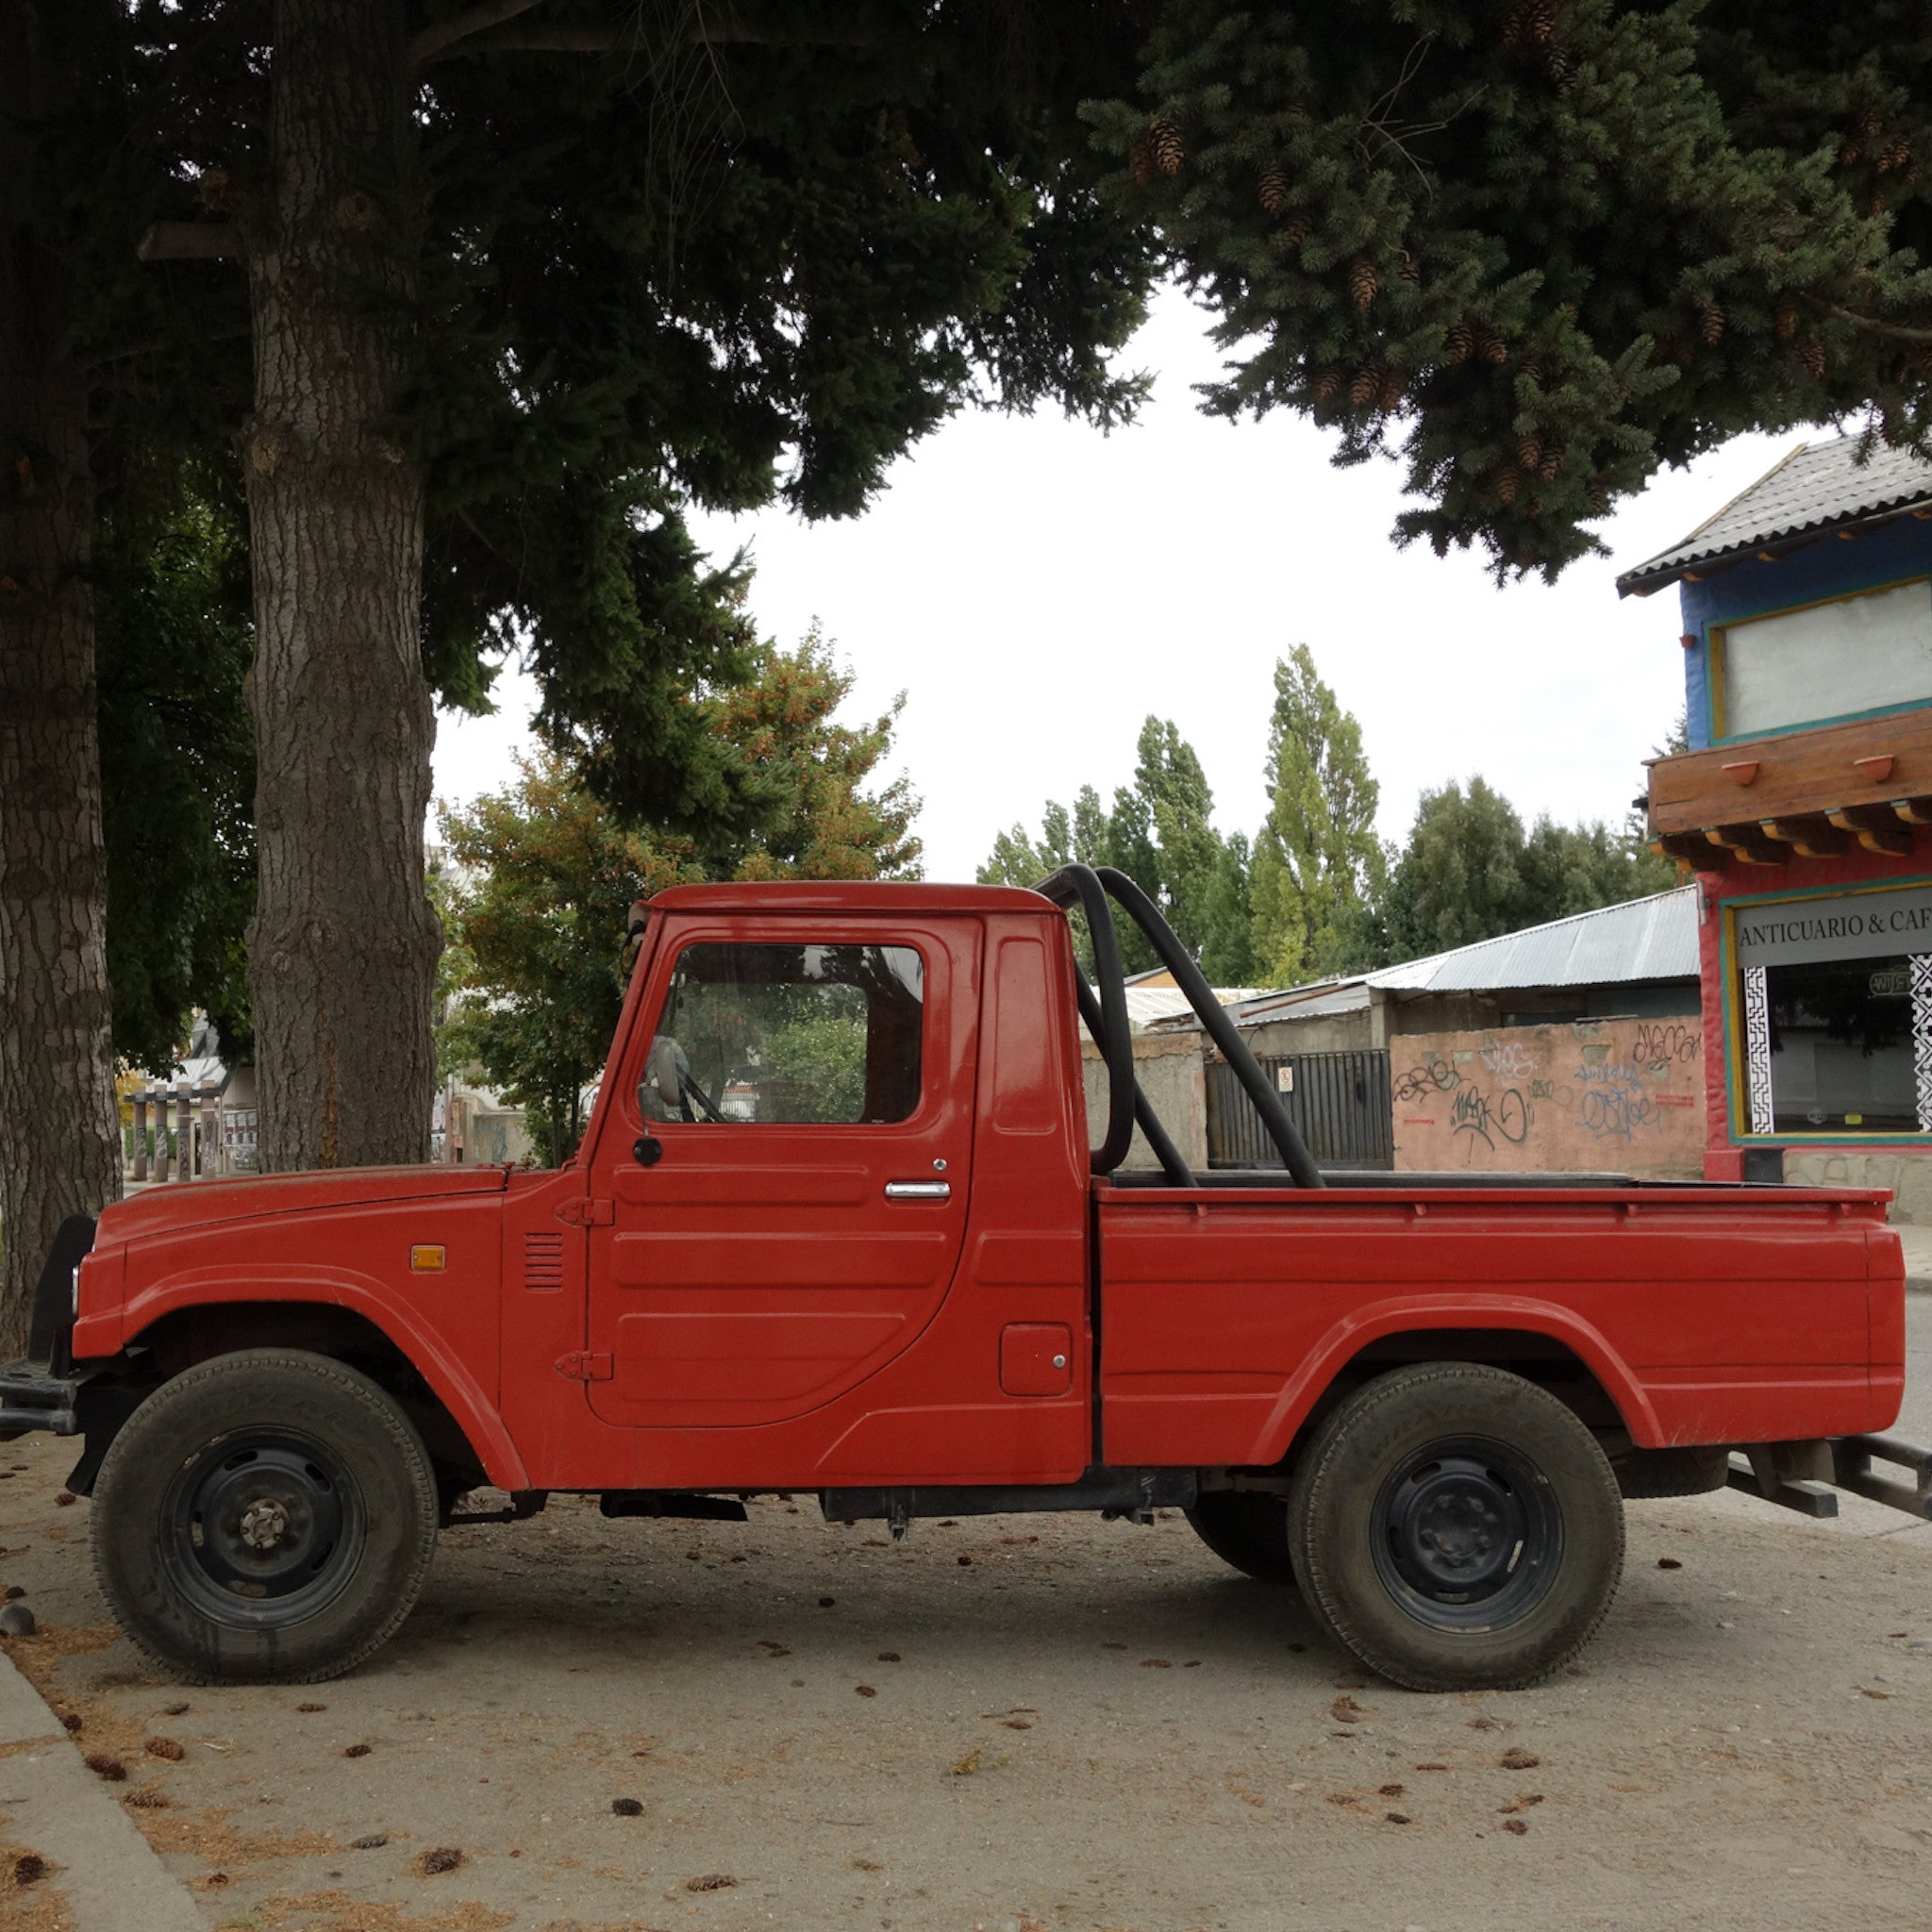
[1392,1018,1706,1177]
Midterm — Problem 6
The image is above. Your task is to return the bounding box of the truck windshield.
[642,941,924,1126]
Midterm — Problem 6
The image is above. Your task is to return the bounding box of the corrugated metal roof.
[1617,434,1932,596]
[1216,887,1698,1026]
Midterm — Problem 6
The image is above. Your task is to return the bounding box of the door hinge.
[555,1350,614,1381]
[554,1197,615,1227]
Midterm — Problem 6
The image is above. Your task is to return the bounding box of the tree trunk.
[245,0,440,1172]
[0,0,123,1352]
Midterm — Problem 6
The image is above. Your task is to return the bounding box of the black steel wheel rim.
[159,1428,365,1629]
[1369,1434,1562,1632]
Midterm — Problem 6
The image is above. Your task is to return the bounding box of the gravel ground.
[2,1305,1929,1932]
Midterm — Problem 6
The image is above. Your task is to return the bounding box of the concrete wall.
[1782,1147,1932,1223]
[1241,1009,1377,1058]
[1391,1017,1706,1178]
[1081,1029,1208,1173]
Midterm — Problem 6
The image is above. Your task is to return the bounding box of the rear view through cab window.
[641,941,924,1126]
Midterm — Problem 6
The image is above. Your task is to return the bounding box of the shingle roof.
[1616,434,1932,597]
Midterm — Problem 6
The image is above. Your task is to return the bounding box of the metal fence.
[1207,1048,1393,1171]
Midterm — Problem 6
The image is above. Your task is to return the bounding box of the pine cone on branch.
[1149,117,1185,176]
[1495,465,1522,505]
[1695,300,1725,345]
[1516,433,1541,475]
[1128,133,1156,186]
[1349,366,1382,408]
[1444,322,1474,365]
[1501,0,1556,48]
[1480,328,1509,366]
[1398,253,1422,286]
[1258,161,1291,215]
[1281,213,1312,249]
[1312,367,1343,400]
[1878,137,1913,175]
[1377,371,1407,412]
[1774,302,1799,342]
[1545,44,1578,88]
[1538,443,1565,481]
[1800,334,1826,380]
[1347,258,1379,308]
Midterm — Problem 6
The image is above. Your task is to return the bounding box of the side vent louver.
[522,1229,565,1292]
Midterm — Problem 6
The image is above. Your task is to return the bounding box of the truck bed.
[1095,1178,1904,1468]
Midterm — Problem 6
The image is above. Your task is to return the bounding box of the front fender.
[1250,1292,1665,1465]
[96,1265,529,1493]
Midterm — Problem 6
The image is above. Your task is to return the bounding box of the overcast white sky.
[431,283,1802,880]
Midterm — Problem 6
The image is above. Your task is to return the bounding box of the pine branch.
[1803,296,1932,346]
[135,222,243,261]
[407,0,546,68]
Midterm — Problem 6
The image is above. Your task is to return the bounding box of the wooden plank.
[1760,816,1852,858]
[1708,823,1785,865]
[1826,805,1914,856]
[1648,708,1932,834]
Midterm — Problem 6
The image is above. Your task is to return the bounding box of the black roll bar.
[1032,863,1325,1190]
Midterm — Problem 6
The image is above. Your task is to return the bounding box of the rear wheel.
[1288,1363,1624,1691]
[1184,1490,1297,1584]
[92,1349,439,1684]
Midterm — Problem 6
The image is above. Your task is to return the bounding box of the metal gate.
[1207,1048,1392,1171]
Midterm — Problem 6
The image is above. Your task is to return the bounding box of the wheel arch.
[1250,1299,1661,1469]
[100,1290,526,1493]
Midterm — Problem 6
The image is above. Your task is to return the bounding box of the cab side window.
[641,942,924,1126]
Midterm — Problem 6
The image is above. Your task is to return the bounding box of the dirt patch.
[252,1890,514,1932]
[0,1843,70,1932]
[129,1805,338,1870]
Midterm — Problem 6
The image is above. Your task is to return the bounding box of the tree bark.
[245,0,440,1172]
[0,0,123,1352]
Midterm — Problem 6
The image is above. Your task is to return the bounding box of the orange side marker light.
[409,1244,446,1273]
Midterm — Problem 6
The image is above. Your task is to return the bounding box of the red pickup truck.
[5,866,1928,1693]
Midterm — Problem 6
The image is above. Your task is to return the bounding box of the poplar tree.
[1248,647,1383,983]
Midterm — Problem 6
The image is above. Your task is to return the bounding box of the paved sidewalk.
[1896,1219,1932,1291]
[0,1645,205,1931]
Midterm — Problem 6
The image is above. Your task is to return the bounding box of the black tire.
[91,1349,439,1685]
[1287,1363,1624,1692]
[1185,1491,1298,1584]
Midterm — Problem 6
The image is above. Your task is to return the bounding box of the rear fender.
[111,1268,528,1492]
[1251,1294,1662,1465]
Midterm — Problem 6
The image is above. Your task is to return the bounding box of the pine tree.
[1086,0,1932,579]
[1249,648,1384,983]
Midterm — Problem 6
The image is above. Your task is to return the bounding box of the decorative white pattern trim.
[1742,964,1774,1136]
[1912,954,1932,1133]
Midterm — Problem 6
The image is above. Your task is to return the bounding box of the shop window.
[1746,955,1921,1134]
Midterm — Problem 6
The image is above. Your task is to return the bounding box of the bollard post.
[152,1083,172,1182]
[200,1080,220,1178]
[175,1082,193,1182]
[131,1091,149,1183]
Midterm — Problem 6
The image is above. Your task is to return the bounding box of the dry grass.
[252,1890,515,1932]
[129,1804,338,1868]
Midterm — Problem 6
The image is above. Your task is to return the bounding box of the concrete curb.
[0,1644,206,1931]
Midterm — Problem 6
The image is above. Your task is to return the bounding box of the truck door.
[585,917,975,1430]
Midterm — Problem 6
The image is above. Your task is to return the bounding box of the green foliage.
[1379,776,1677,962]
[437,632,919,1164]
[1248,647,1385,982]
[1086,0,1932,577]
[94,465,256,1071]
[978,715,1256,978]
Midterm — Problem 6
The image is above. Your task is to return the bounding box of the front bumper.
[0,1360,79,1438]
[0,1213,95,1438]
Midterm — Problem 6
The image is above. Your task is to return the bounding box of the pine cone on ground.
[1347,258,1379,308]
[1444,322,1474,365]
[1258,161,1291,215]
[1695,300,1725,345]
[1149,117,1184,175]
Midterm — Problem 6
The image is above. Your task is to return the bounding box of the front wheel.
[91,1349,439,1684]
[1288,1363,1624,1691]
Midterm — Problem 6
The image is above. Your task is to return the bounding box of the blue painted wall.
[1674,513,1932,750]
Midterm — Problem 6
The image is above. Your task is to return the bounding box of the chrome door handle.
[885,1180,951,1202]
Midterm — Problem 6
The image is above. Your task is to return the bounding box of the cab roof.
[644,879,1058,916]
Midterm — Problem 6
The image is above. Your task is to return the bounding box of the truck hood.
[96,1164,513,1246]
